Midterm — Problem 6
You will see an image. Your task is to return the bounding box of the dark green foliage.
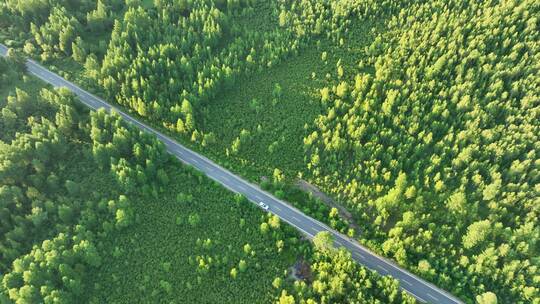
[0,63,171,302]
[0,56,26,88]
[87,166,302,303]
[2,0,538,303]
[0,55,412,304]
[95,0,303,137]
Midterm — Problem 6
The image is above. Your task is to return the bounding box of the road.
[1,44,463,304]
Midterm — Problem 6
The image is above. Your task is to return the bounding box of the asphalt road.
[1,44,463,304]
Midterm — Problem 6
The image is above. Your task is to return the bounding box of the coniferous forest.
[1,0,538,303]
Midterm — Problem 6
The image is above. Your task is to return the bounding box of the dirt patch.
[288,258,312,282]
[295,179,361,232]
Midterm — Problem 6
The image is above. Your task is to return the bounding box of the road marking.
[273,205,281,211]
[4,48,463,304]
[292,216,300,221]
[377,265,388,272]
[413,294,427,303]
[221,175,230,182]
[427,293,438,301]
[238,185,246,191]
[353,252,366,259]
[254,195,263,201]
[189,158,200,164]
[217,177,241,196]
[279,217,314,239]
[402,279,413,287]
[344,236,461,303]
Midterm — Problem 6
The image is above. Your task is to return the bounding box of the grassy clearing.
[0,61,304,303]
[3,16,382,242]
[87,163,301,304]
[197,19,379,179]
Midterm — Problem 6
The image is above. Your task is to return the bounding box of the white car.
[258,202,269,211]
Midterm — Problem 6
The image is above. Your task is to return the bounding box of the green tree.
[463,220,492,250]
[313,231,334,252]
[278,290,295,304]
[230,267,237,279]
[71,37,86,63]
[278,10,288,27]
[476,292,497,304]
[238,259,247,272]
[272,277,282,289]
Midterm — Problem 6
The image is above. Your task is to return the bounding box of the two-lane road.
[1,44,463,304]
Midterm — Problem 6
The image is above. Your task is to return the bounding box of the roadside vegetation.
[0,51,411,303]
[1,0,538,303]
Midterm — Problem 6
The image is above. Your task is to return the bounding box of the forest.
[301,1,539,303]
[1,0,539,303]
[0,47,410,302]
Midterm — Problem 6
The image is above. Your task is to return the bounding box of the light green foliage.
[312,231,334,252]
[278,290,295,304]
[272,277,282,289]
[462,220,492,250]
[2,0,538,303]
[86,0,111,32]
[280,243,416,304]
[95,0,301,130]
[29,6,81,58]
[476,292,497,304]
[71,36,86,63]
[300,0,540,302]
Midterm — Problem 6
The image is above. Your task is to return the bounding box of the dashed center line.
[402,279,413,287]
[6,52,463,304]
[377,265,388,272]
